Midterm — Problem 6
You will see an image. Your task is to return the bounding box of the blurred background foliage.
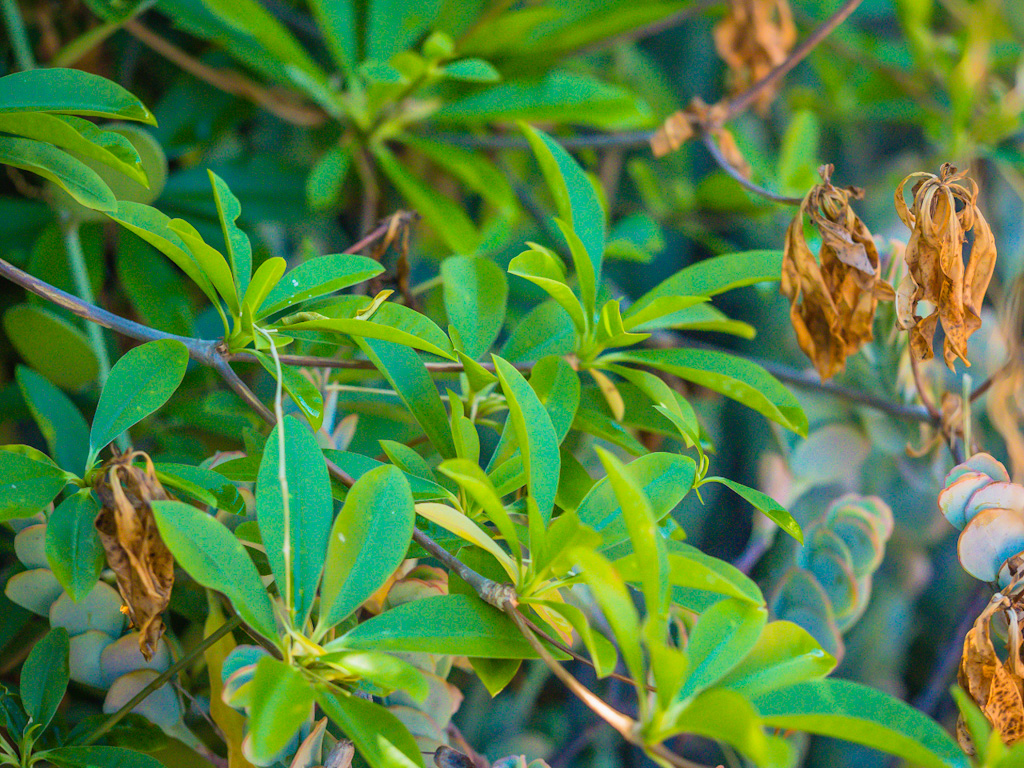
[1,0,1022,766]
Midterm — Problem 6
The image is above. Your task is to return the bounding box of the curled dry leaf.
[988,277,1024,481]
[713,0,797,114]
[650,98,751,178]
[895,163,997,369]
[958,591,1024,750]
[781,164,895,379]
[94,450,175,660]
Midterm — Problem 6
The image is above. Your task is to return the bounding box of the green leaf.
[105,202,220,307]
[717,620,836,697]
[357,338,456,459]
[247,658,314,765]
[209,171,252,297]
[438,459,520,563]
[306,145,352,211]
[657,688,793,768]
[307,0,356,72]
[336,594,544,658]
[751,679,969,768]
[167,218,240,314]
[627,251,784,321]
[617,546,764,607]
[284,310,455,361]
[4,304,99,389]
[88,340,189,465]
[492,355,560,522]
[442,58,500,81]
[441,256,507,360]
[316,686,425,768]
[241,257,287,315]
[0,136,115,211]
[0,113,146,185]
[677,599,767,700]
[577,452,695,546]
[251,352,324,431]
[614,349,808,436]
[320,466,415,630]
[508,248,587,334]
[258,254,383,319]
[523,125,605,288]
[366,0,441,60]
[0,68,155,123]
[16,366,89,476]
[0,449,70,522]
[153,463,245,515]
[374,145,479,254]
[46,490,103,602]
[320,650,427,702]
[595,448,668,627]
[777,110,820,194]
[324,450,451,501]
[256,416,332,626]
[21,627,69,732]
[45,746,164,768]
[151,500,277,641]
[500,300,578,362]
[706,477,802,543]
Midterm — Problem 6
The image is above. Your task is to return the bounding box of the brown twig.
[123,19,327,127]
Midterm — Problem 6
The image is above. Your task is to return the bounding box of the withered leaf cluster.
[781,165,895,380]
[94,451,175,660]
[958,592,1024,752]
[895,163,997,369]
[650,98,751,180]
[713,0,797,114]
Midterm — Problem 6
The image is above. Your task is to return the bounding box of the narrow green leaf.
[316,686,425,768]
[46,490,103,601]
[751,679,969,768]
[357,338,456,459]
[366,0,441,60]
[88,340,189,464]
[492,355,560,522]
[523,125,604,284]
[336,594,544,659]
[258,254,383,318]
[209,170,252,297]
[614,349,808,436]
[320,466,415,629]
[167,218,240,314]
[16,365,89,476]
[441,256,508,360]
[616,547,764,607]
[442,58,500,81]
[251,351,324,431]
[256,416,333,626]
[307,0,356,72]
[241,257,287,314]
[717,621,836,696]
[0,68,155,123]
[677,599,767,700]
[21,627,69,732]
[247,658,314,765]
[508,248,587,334]
[706,476,802,543]
[0,136,115,211]
[151,500,277,640]
[153,463,245,515]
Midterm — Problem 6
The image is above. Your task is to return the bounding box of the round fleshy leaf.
[957,508,1024,582]
[69,630,116,687]
[939,472,994,530]
[770,568,843,661]
[828,494,893,540]
[947,453,1010,485]
[963,482,1024,526]
[50,581,125,637]
[100,631,172,686]
[799,528,859,619]
[14,524,48,568]
[103,669,181,729]
[5,568,63,615]
[830,513,883,578]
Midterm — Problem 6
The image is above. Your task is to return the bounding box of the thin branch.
[722,0,865,120]
[83,615,243,746]
[699,131,803,205]
[413,529,513,610]
[123,19,327,127]
[348,210,418,254]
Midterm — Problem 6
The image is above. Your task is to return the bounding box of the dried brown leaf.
[713,0,797,114]
[895,163,997,369]
[781,165,894,379]
[94,451,175,660]
[650,98,749,176]
[958,594,1024,747]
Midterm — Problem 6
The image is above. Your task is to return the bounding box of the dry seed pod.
[94,450,175,660]
[781,165,895,379]
[713,0,797,114]
[894,163,997,368]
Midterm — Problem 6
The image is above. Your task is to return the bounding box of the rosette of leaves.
[68,0,687,253]
[770,495,894,660]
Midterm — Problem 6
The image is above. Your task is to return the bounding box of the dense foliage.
[1,2,1023,768]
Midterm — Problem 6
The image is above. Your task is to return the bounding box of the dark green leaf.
[706,477,802,543]
[0,68,155,123]
[46,490,103,601]
[441,256,507,360]
[21,627,69,731]
[16,366,89,476]
[316,686,425,768]
[0,449,70,522]
[4,304,99,389]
